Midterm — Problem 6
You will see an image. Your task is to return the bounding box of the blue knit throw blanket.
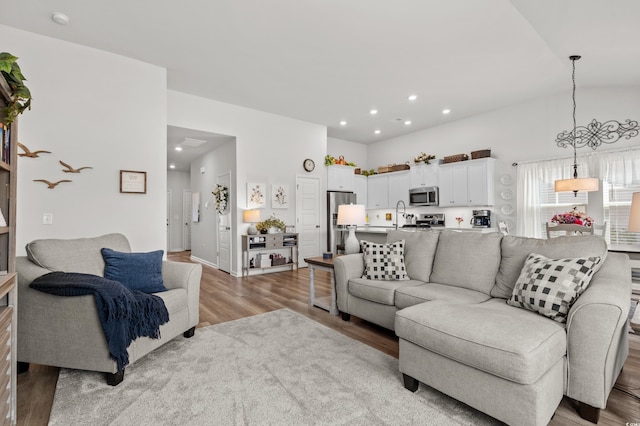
[30,271,170,371]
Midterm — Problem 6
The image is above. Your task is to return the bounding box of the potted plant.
[0,52,32,125]
[256,215,286,234]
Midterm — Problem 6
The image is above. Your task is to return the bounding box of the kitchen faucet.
[395,200,406,230]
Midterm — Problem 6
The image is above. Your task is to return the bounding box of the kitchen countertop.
[353,226,497,233]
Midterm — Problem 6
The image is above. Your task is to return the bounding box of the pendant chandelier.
[554,55,599,196]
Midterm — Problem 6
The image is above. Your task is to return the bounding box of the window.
[604,180,640,246]
[517,147,640,242]
[538,182,587,237]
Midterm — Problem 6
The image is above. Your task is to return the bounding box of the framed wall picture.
[271,184,289,209]
[120,170,147,194]
[247,182,266,209]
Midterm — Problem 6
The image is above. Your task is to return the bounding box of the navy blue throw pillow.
[101,248,167,294]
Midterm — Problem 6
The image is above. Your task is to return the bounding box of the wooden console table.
[242,233,298,277]
[305,256,339,315]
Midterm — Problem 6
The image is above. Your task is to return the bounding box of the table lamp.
[629,192,640,232]
[243,209,260,235]
[337,204,366,255]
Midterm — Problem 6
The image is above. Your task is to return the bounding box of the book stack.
[0,123,9,165]
[255,253,271,268]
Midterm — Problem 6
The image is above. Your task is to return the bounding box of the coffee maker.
[471,210,491,228]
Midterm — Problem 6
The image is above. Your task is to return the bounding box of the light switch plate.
[43,213,53,225]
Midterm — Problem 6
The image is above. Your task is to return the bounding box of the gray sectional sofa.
[334,230,630,426]
[16,233,202,385]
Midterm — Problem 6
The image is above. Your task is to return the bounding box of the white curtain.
[516,147,640,237]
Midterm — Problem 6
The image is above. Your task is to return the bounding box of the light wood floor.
[17,252,640,425]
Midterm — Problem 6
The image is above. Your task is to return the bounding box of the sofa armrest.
[334,254,364,314]
[162,261,202,328]
[565,253,631,408]
[16,257,117,372]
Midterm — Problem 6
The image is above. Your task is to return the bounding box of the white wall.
[1,25,168,255]
[168,91,327,275]
[189,140,236,267]
[167,170,190,251]
[367,87,640,228]
[327,137,368,170]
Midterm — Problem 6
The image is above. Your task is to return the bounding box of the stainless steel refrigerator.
[327,191,357,254]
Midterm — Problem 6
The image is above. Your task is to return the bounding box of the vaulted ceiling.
[2,0,640,145]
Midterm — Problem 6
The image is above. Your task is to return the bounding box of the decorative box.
[443,154,469,163]
[471,149,491,159]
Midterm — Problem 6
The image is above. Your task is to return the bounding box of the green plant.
[256,215,286,232]
[0,53,32,125]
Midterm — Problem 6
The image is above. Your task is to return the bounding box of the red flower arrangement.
[551,207,594,227]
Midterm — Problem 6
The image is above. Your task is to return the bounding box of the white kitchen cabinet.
[438,163,468,206]
[327,165,355,192]
[438,158,495,207]
[467,158,495,206]
[354,174,367,207]
[409,163,438,188]
[387,170,410,207]
[367,174,388,209]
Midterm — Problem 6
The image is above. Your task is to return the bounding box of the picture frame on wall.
[247,182,266,209]
[271,184,289,209]
[120,170,147,194]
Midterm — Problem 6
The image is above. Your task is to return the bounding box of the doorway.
[217,171,232,273]
[182,190,192,251]
[296,175,321,266]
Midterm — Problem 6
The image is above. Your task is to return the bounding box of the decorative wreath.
[212,184,229,214]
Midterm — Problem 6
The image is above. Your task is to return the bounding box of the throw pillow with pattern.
[507,252,602,323]
[361,240,409,281]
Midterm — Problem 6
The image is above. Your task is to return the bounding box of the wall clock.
[303,158,315,172]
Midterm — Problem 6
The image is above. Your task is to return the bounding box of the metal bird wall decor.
[59,160,93,173]
[17,142,51,158]
[33,179,72,189]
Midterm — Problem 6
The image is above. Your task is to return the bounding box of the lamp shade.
[628,192,640,232]
[337,204,366,226]
[554,177,599,193]
[243,209,260,223]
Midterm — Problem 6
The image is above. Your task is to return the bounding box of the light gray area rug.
[49,309,499,425]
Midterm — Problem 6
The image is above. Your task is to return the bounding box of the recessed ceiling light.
[404,120,412,125]
[169,164,176,169]
[51,12,70,25]
[374,130,381,134]
[370,109,378,115]
[408,95,417,101]
[339,120,347,126]
[442,109,451,115]
[174,146,183,151]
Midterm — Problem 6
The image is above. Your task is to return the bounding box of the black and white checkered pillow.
[361,240,409,281]
[507,253,602,323]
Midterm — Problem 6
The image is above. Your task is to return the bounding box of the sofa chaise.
[334,230,630,425]
[16,233,202,385]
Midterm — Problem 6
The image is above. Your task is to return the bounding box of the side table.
[304,256,339,315]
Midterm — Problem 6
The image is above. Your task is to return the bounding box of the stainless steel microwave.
[409,186,439,206]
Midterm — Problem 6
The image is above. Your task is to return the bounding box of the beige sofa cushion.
[395,282,490,310]
[348,277,421,306]
[386,230,439,282]
[26,233,131,276]
[430,231,503,295]
[395,298,567,384]
[492,235,608,299]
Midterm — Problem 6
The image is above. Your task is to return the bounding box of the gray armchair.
[16,233,202,385]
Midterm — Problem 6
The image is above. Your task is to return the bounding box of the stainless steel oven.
[409,186,439,206]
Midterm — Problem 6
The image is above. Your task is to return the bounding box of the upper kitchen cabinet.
[354,174,367,207]
[438,158,495,207]
[366,171,410,209]
[327,165,356,192]
[467,158,495,206]
[409,163,438,188]
[367,174,388,209]
[387,170,410,207]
